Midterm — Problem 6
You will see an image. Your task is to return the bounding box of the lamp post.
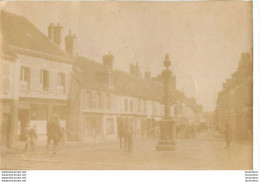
[156,54,176,151]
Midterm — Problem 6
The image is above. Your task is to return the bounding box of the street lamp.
[156,54,176,151]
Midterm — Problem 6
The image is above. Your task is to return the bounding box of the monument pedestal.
[156,118,176,151]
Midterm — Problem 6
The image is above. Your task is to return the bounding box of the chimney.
[48,23,54,40]
[53,23,63,46]
[103,53,114,69]
[130,62,141,78]
[65,29,77,54]
[144,71,151,79]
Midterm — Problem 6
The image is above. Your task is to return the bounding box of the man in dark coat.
[125,119,133,152]
[47,116,62,154]
[118,116,125,150]
[29,124,38,150]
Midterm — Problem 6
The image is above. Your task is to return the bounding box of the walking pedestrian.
[224,123,230,148]
[125,119,133,152]
[24,124,30,151]
[47,115,62,154]
[123,118,128,151]
[29,124,38,150]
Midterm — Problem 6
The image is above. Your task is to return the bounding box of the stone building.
[0,10,73,144]
[215,52,253,140]
[69,54,166,141]
[1,10,203,145]
[0,40,17,148]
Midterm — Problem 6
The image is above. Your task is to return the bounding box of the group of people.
[24,115,67,154]
[176,124,198,139]
[118,117,134,152]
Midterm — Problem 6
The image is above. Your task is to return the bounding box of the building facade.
[1,10,203,146]
[215,52,253,140]
[1,11,73,144]
[0,41,17,148]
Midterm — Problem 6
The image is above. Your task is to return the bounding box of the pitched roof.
[72,56,164,102]
[0,10,71,63]
[0,40,17,60]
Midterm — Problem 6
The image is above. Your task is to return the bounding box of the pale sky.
[2,1,252,111]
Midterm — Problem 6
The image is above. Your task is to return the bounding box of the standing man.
[29,124,38,151]
[126,119,133,152]
[24,124,30,151]
[47,115,62,154]
[123,118,128,152]
[118,116,125,150]
[224,123,231,148]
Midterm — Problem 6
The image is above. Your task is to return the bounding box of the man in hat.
[117,116,125,150]
[24,123,30,151]
[47,115,62,154]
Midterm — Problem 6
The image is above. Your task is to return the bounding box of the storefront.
[81,113,118,141]
[18,99,69,141]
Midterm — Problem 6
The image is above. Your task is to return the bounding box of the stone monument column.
[156,54,176,151]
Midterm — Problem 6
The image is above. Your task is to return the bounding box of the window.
[161,105,164,116]
[174,106,179,115]
[125,99,128,112]
[153,103,157,114]
[92,93,96,109]
[144,101,147,113]
[40,70,49,91]
[97,92,102,109]
[2,63,10,93]
[106,94,111,110]
[86,91,92,109]
[108,73,113,88]
[138,99,141,112]
[106,118,115,135]
[57,73,66,92]
[20,67,30,89]
[130,100,134,112]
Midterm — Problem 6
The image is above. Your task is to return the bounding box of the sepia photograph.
[0,1,253,170]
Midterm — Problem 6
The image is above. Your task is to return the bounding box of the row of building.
[0,10,203,147]
[215,52,253,140]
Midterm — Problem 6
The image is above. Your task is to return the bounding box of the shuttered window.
[20,66,30,89]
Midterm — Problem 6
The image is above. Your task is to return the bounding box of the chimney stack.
[65,29,77,55]
[103,53,114,69]
[48,23,63,46]
[130,62,141,78]
[53,23,63,46]
[48,23,54,40]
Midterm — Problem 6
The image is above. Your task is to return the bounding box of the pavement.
[0,131,253,170]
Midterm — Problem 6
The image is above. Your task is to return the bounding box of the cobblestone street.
[0,132,252,170]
